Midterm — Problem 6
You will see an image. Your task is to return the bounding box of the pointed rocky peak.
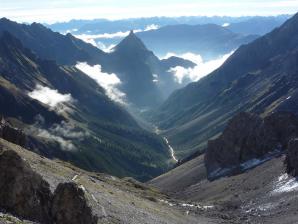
[113,29,148,53]
[0,17,15,26]
[0,17,11,23]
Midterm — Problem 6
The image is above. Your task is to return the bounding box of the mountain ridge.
[150,12,298,158]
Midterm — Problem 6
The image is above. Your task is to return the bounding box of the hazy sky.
[2,0,298,23]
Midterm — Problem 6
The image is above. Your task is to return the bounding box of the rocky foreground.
[0,121,221,224]
[1,112,298,223]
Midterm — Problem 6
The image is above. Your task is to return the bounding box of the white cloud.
[75,62,126,104]
[74,24,159,50]
[75,31,132,40]
[37,129,77,151]
[28,85,73,113]
[222,23,230,27]
[97,42,116,53]
[167,51,233,84]
[28,116,89,151]
[152,74,159,83]
[144,24,160,31]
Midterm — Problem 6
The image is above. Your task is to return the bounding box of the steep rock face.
[0,150,52,223]
[205,112,298,180]
[285,138,298,176]
[0,119,26,147]
[52,182,97,224]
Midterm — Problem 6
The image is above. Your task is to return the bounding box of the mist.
[28,85,74,113]
[167,51,234,84]
[75,62,126,104]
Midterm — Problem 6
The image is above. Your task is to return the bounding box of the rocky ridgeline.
[0,150,97,224]
[205,112,298,180]
[0,118,26,147]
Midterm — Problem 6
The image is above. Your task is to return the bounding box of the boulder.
[0,150,52,223]
[52,182,98,224]
[0,118,26,147]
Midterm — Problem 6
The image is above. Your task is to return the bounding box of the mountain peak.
[114,30,147,53]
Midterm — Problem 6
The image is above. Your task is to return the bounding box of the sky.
[1,0,298,23]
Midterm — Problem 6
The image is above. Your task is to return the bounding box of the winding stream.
[163,137,178,162]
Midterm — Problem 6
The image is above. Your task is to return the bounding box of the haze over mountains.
[1,8,298,224]
[151,12,298,158]
[0,19,174,181]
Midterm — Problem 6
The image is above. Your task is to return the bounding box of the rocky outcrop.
[0,118,26,147]
[205,112,298,180]
[52,182,97,224]
[0,149,97,224]
[285,138,298,176]
[0,150,52,223]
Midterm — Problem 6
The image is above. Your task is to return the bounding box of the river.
[163,137,178,162]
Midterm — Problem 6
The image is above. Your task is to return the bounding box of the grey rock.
[0,118,26,147]
[52,182,98,224]
[285,138,298,176]
[0,150,52,223]
[205,112,298,180]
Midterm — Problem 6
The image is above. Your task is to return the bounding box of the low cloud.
[74,24,159,50]
[144,24,160,31]
[28,115,89,151]
[152,74,159,83]
[75,31,136,40]
[222,23,230,27]
[28,85,74,113]
[37,129,77,151]
[75,62,126,104]
[167,51,234,84]
[97,42,116,53]
[75,24,159,40]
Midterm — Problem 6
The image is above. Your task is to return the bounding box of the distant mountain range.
[0,18,196,108]
[75,23,258,59]
[150,12,298,159]
[47,15,291,36]
[46,15,290,60]
[136,24,258,59]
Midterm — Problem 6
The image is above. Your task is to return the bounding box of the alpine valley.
[0,7,298,224]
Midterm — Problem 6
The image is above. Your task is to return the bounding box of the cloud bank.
[96,42,116,53]
[74,24,159,51]
[167,51,234,84]
[28,85,73,113]
[28,116,89,151]
[75,62,126,104]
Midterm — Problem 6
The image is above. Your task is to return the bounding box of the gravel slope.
[150,154,298,223]
[0,138,221,224]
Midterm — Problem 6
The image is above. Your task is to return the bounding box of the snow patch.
[210,149,282,180]
[240,149,283,171]
[273,173,298,194]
